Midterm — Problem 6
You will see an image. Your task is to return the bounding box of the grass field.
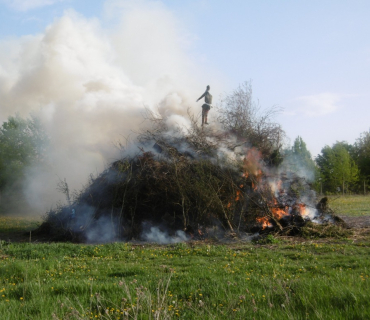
[0,216,370,319]
[327,195,370,216]
[0,216,40,234]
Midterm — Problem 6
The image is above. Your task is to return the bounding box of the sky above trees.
[0,0,369,157]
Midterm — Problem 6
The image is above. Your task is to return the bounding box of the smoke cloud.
[0,1,208,213]
[141,226,189,245]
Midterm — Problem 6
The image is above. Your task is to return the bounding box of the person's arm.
[196,92,206,102]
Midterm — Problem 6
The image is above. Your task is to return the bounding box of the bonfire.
[35,111,336,243]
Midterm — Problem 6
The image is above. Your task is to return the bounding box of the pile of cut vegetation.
[34,134,256,241]
[34,114,341,243]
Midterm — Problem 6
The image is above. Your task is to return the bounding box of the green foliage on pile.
[300,221,352,239]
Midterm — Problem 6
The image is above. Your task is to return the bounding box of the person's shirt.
[204,91,212,104]
[198,90,213,104]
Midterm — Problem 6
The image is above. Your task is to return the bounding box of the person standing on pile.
[196,85,212,126]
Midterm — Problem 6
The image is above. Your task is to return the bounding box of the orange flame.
[256,217,272,230]
[269,198,289,220]
[271,207,289,220]
[296,203,307,217]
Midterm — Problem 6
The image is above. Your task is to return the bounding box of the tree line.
[0,115,48,212]
[287,134,370,195]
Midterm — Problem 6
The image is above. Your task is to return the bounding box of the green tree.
[353,132,370,192]
[0,115,48,210]
[291,136,314,165]
[316,142,359,194]
[284,136,320,191]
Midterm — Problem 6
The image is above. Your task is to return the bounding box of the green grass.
[327,195,370,216]
[0,216,40,234]
[0,230,369,319]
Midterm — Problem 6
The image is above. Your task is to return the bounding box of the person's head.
[206,85,210,91]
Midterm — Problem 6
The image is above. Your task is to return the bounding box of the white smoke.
[0,1,210,214]
[142,226,189,244]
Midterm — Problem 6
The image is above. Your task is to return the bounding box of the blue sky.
[1,0,370,157]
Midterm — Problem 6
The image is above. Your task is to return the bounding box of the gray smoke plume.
[0,1,215,214]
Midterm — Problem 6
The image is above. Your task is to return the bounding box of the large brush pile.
[35,114,335,242]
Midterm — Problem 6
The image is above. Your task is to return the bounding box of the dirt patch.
[338,215,370,229]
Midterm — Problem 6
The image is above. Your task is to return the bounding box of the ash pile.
[34,115,339,243]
